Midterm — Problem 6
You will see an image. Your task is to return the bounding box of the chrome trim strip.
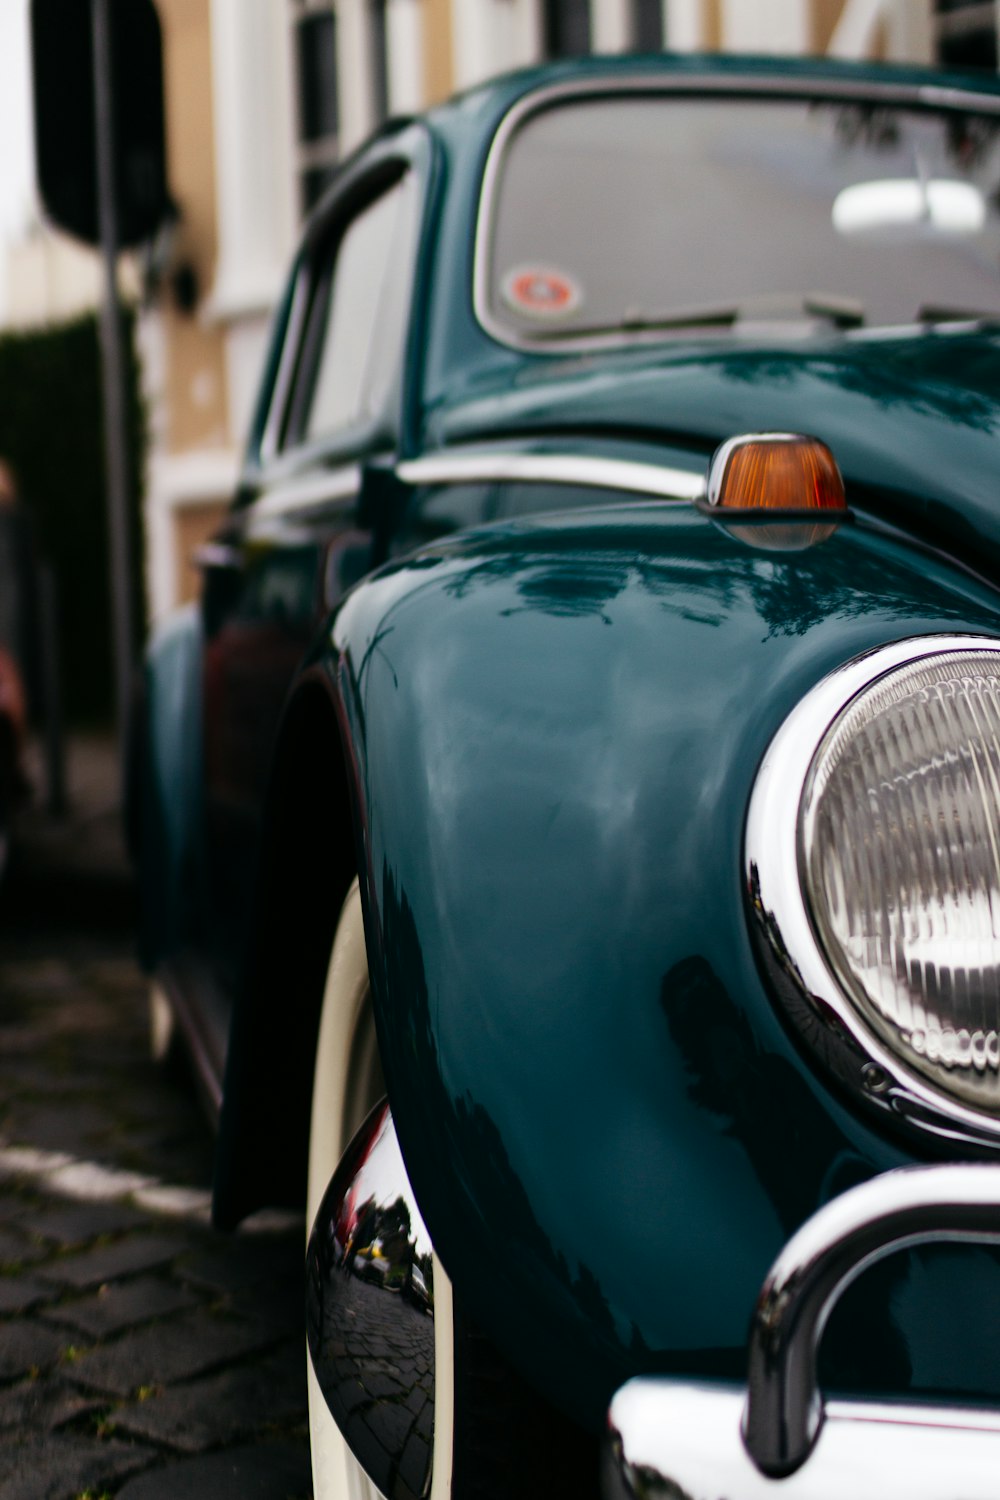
[396,451,704,501]
[306,1100,435,1500]
[743,1162,1000,1475]
[474,74,1000,355]
[745,633,1000,1152]
[252,464,361,520]
[605,1375,1000,1499]
[260,269,311,464]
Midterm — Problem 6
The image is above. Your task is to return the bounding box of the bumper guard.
[603,1163,1000,1498]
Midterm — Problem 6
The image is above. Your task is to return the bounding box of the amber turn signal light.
[706,433,846,513]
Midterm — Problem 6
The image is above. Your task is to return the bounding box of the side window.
[289,171,418,447]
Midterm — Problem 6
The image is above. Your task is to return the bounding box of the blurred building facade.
[3,0,997,622]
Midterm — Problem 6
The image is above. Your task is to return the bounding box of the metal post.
[91,0,136,751]
[38,562,66,817]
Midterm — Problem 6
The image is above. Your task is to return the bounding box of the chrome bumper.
[604,1380,1000,1500]
[603,1163,1000,1499]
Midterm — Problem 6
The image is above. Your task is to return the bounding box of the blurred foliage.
[0,310,146,725]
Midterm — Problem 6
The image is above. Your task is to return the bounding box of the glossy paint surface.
[331,503,1000,1428]
[426,334,1000,571]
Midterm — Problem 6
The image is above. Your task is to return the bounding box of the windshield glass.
[483,92,1000,342]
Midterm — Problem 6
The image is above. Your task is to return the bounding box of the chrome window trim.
[252,463,362,520]
[396,451,704,501]
[260,268,312,465]
[260,138,425,467]
[473,74,1000,356]
[745,633,1000,1151]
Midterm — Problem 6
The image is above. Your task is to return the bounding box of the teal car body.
[328,510,1000,1428]
[136,50,1000,1497]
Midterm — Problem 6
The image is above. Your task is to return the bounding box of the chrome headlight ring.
[746,633,1000,1153]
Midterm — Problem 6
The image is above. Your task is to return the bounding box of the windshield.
[483,91,1000,343]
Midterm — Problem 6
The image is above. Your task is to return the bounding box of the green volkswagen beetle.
[134,51,1000,1500]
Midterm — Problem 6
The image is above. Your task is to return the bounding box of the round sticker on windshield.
[502,266,581,319]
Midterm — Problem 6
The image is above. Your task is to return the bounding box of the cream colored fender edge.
[306,877,454,1500]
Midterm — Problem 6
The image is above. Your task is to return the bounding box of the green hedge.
[0,311,146,725]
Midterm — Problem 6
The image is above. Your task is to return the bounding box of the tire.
[307,879,598,1500]
[306,879,456,1500]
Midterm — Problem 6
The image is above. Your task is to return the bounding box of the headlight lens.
[802,649,1000,1110]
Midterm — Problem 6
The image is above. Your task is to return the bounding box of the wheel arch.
[213,665,361,1228]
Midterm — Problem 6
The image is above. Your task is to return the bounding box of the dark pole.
[91,0,136,749]
[38,562,66,816]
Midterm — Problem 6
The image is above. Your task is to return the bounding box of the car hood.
[430,329,1000,568]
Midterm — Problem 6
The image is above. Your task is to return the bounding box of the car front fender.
[328,503,1000,1429]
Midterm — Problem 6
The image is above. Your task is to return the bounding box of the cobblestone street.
[0,740,312,1500]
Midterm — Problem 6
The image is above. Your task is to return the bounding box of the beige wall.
[148,0,235,623]
[811,0,844,51]
[703,0,723,50]
[424,0,455,103]
[159,0,229,455]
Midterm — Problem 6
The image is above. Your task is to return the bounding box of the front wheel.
[306,879,599,1500]
[306,879,455,1500]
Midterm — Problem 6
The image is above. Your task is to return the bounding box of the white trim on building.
[451,0,542,89]
[386,0,427,113]
[664,0,703,48]
[336,0,379,154]
[205,0,298,323]
[720,0,810,52]
[828,0,933,60]
[591,0,631,51]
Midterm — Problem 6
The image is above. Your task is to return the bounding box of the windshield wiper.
[517,293,865,342]
[798,293,865,328]
[519,304,740,341]
[918,305,1000,327]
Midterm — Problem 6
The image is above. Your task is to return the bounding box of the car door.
[199,133,427,991]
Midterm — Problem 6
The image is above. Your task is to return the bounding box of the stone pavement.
[0,737,313,1499]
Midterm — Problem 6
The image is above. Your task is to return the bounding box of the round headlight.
[802,649,1000,1110]
[746,635,1000,1149]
